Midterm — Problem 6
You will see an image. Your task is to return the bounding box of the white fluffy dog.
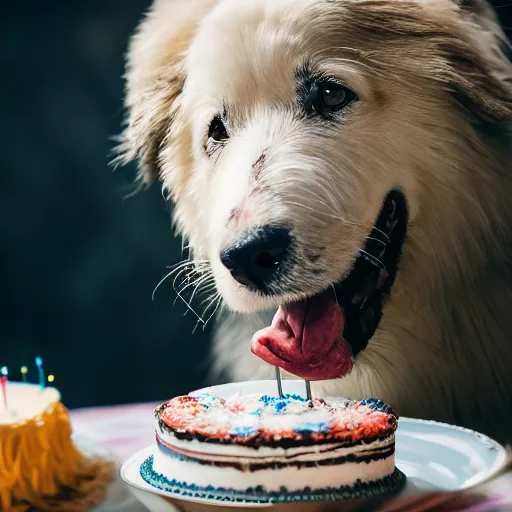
[118,0,512,442]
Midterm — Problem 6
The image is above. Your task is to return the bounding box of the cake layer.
[157,428,395,460]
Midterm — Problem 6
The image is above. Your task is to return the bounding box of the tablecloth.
[70,403,512,512]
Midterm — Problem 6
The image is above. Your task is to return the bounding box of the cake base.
[140,455,406,504]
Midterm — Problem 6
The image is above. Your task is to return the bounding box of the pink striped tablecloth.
[70,403,512,512]
[71,402,159,463]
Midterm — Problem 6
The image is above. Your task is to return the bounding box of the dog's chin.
[251,189,408,381]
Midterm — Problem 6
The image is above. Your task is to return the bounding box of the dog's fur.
[118,0,512,441]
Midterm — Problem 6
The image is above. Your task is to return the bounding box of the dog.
[117,0,512,442]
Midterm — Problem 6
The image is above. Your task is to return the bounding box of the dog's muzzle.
[220,226,292,293]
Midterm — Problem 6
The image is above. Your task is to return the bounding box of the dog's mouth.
[251,190,408,381]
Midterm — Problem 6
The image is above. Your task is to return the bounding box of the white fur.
[119,0,512,442]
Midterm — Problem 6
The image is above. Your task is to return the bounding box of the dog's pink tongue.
[251,291,353,380]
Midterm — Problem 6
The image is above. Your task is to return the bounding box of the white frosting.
[152,449,395,492]
[0,382,60,425]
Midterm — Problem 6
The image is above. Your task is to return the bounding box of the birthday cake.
[0,382,114,512]
[142,391,405,503]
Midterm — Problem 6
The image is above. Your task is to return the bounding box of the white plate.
[121,380,508,509]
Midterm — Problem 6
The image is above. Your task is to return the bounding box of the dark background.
[1,1,511,409]
[0,0,213,409]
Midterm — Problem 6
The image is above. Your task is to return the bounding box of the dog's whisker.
[203,294,223,329]
[189,291,221,334]
[366,236,387,246]
[176,271,214,296]
[192,319,202,335]
[197,281,218,297]
[170,266,199,300]
[331,283,340,306]
[172,271,206,324]
[171,262,210,282]
[371,227,390,242]
[185,282,217,311]
[163,258,208,276]
[152,265,194,301]
[165,261,193,271]
[188,276,216,304]
[173,273,213,306]
[357,249,388,273]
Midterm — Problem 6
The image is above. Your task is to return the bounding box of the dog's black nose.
[220,226,291,291]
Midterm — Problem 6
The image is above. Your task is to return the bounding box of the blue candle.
[35,357,45,389]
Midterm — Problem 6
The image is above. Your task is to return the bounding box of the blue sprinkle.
[249,408,263,416]
[274,401,287,413]
[197,392,217,408]
[230,425,258,437]
[360,398,395,415]
[259,394,306,405]
[298,421,330,433]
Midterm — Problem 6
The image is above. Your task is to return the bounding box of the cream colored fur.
[118,0,512,442]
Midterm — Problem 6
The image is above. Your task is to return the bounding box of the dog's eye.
[208,115,229,143]
[320,82,351,108]
[309,80,357,116]
[205,115,229,156]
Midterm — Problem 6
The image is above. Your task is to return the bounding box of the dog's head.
[119,0,512,380]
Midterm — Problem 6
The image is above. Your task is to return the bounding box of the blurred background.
[0,0,214,409]
[1,0,511,409]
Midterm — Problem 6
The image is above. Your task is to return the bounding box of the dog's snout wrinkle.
[252,152,266,181]
[226,207,252,226]
[220,226,292,292]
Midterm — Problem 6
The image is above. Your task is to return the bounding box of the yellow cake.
[0,383,114,512]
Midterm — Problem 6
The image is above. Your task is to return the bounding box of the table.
[72,402,159,464]
[70,403,512,512]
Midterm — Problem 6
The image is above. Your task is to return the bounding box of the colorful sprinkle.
[159,393,397,446]
[230,425,259,437]
[197,392,217,408]
[297,421,330,433]
[360,398,397,417]
[258,394,306,405]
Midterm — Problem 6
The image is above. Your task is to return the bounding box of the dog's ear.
[116,0,216,183]
[449,0,512,124]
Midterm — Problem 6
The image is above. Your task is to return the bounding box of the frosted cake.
[0,383,114,512]
[142,391,405,503]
